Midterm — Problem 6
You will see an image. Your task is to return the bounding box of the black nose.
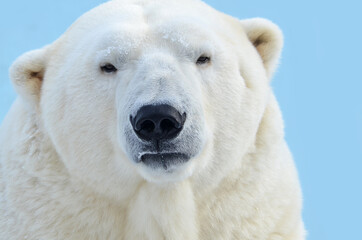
[130,104,186,141]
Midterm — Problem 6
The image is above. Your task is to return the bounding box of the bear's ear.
[240,18,283,78]
[9,47,48,111]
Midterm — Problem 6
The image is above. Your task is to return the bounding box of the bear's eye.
[100,63,117,73]
[196,55,211,65]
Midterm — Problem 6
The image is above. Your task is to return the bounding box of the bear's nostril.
[160,118,176,132]
[140,120,155,132]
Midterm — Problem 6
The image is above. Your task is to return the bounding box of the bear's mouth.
[139,152,190,170]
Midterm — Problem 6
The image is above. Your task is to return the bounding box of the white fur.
[0,0,305,239]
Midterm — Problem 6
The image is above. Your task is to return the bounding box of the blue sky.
[1,1,361,239]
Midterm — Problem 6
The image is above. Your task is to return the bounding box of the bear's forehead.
[67,0,226,41]
[93,20,216,48]
[50,0,242,62]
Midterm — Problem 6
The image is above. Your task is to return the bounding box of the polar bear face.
[10,0,282,199]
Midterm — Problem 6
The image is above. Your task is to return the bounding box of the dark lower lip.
[140,152,190,170]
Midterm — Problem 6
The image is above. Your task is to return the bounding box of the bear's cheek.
[41,72,120,164]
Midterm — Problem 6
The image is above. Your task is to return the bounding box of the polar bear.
[0,0,305,239]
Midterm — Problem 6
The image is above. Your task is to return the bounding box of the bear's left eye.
[100,63,117,73]
[196,55,211,65]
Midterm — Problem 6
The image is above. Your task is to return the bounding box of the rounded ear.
[240,18,283,78]
[9,47,48,111]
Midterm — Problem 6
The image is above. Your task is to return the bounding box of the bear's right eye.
[196,55,211,65]
[100,63,117,73]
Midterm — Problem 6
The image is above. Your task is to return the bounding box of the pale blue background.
[1,1,361,239]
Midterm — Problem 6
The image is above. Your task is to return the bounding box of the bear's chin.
[136,159,196,184]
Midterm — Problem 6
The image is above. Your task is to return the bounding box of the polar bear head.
[10,0,282,199]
